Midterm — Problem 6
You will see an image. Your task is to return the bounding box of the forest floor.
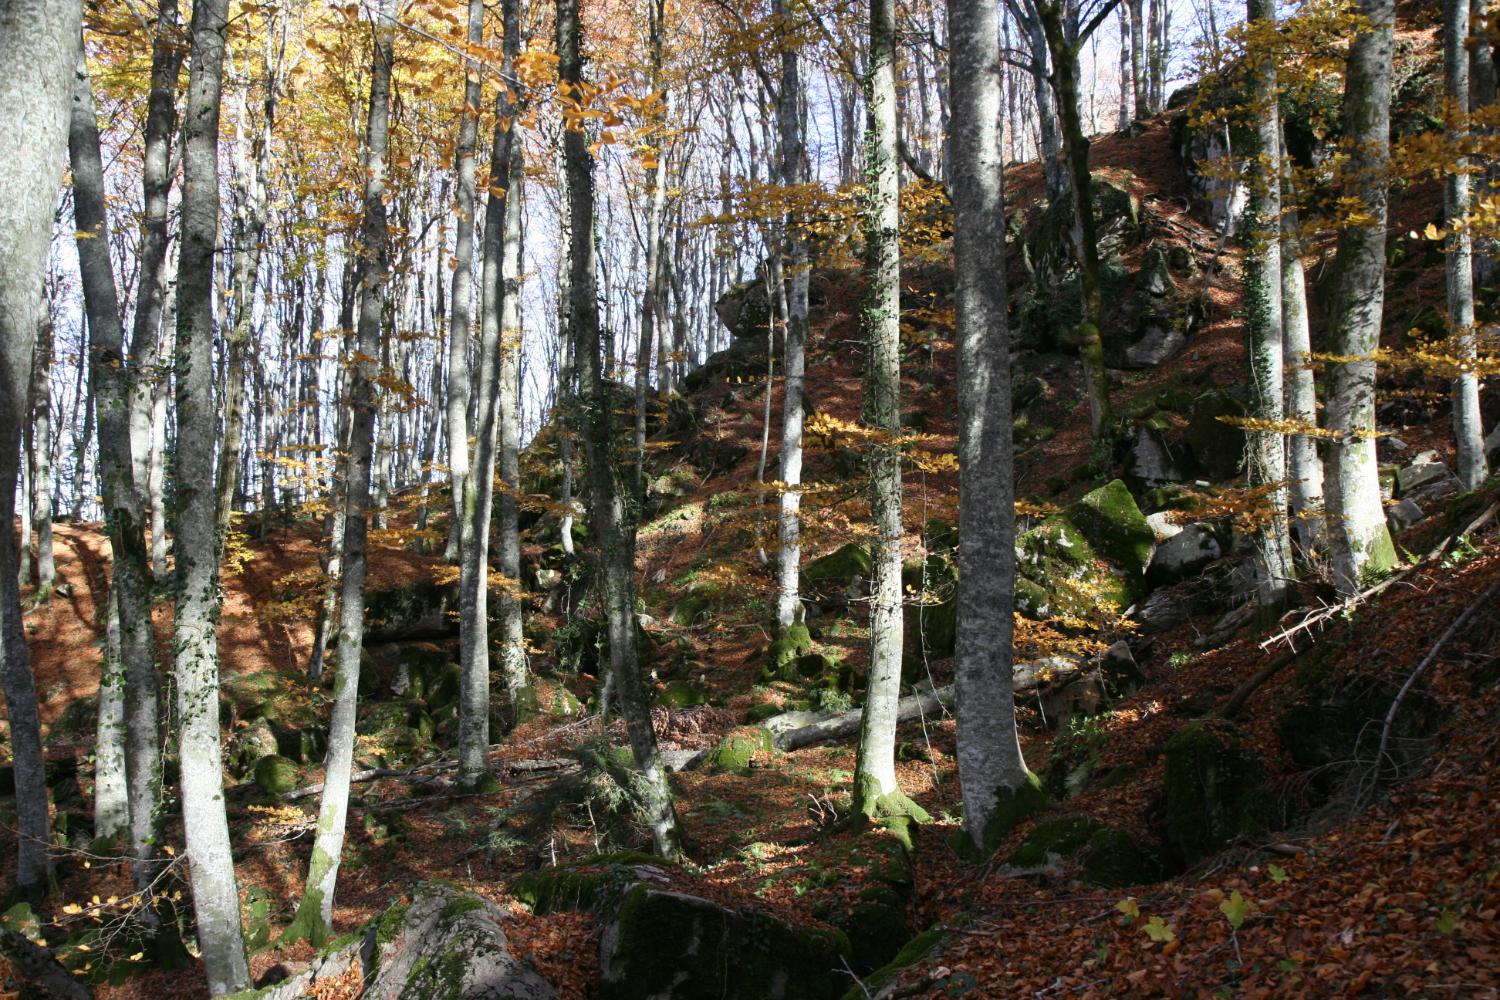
[5,78,1500,998]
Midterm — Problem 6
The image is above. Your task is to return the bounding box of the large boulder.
[1016,480,1155,618]
[361,883,554,999]
[1162,721,1271,865]
[1185,390,1248,480]
[364,581,458,642]
[1146,523,1222,586]
[599,885,850,1000]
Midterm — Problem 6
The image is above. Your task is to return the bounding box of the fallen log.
[771,685,955,752]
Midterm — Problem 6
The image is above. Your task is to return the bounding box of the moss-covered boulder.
[1162,721,1270,864]
[1185,390,1248,481]
[511,853,668,915]
[703,728,775,773]
[1007,816,1166,887]
[253,754,299,795]
[361,882,554,999]
[801,543,873,604]
[763,624,813,682]
[1016,479,1154,617]
[656,679,712,708]
[833,829,917,973]
[839,929,948,1000]
[599,884,850,1000]
[228,721,280,776]
[363,581,458,643]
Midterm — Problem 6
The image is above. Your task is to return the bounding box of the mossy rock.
[802,543,873,600]
[703,728,775,773]
[272,724,328,764]
[1016,479,1153,617]
[511,853,665,915]
[228,721,281,775]
[253,754,299,795]
[951,771,1051,860]
[1162,721,1270,864]
[841,928,948,1000]
[1185,390,1248,480]
[423,664,461,712]
[599,884,851,1000]
[656,679,712,709]
[763,624,813,682]
[1007,815,1166,887]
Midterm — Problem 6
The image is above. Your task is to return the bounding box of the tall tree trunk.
[1447,0,1489,489]
[495,0,527,704]
[307,288,356,682]
[1117,5,1131,129]
[0,0,77,901]
[1325,0,1398,596]
[95,594,130,841]
[131,0,183,578]
[69,51,167,894]
[1280,152,1323,544]
[558,0,684,859]
[633,0,669,494]
[444,0,483,564]
[774,0,809,633]
[1244,0,1293,609]
[173,0,252,982]
[951,0,1027,849]
[1128,0,1145,118]
[557,177,577,558]
[285,0,393,945]
[30,313,56,593]
[150,246,176,578]
[854,0,923,822]
[1038,3,1112,438]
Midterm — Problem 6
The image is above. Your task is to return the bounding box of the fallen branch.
[1221,649,1301,719]
[1368,576,1500,800]
[0,927,91,1000]
[772,686,955,752]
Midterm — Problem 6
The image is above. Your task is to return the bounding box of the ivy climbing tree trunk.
[173,0,252,982]
[285,0,394,946]
[1446,0,1489,490]
[854,0,925,822]
[951,0,1029,850]
[1243,0,1293,610]
[1324,0,1398,596]
[559,0,685,860]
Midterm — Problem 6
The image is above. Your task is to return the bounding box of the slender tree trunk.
[951,0,1027,849]
[70,52,168,893]
[286,0,394,946]
[774,0,809,633]
[496,0,527,704]
[1280,152,1323,544]
[30,314,56,593]
[854,0,923,822]
[95,594,130,841]
[1447,0,1489,489]
[558,0,684,859]
[130,0,182,570]
[1244,0,1293,609]
[150,247,176,578]
[634,0,668,494]
[308,290,355,682]
[444,0,483,564]
[1117,5,1131,129]
[173,0,252,982]
[1038,4,1111,438]
[1325,0,1398,596]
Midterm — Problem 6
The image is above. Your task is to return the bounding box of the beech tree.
[950,0,1029,847]
[172,0,252,983]
[1324,0,1397,596]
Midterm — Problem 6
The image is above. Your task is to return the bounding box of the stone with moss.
[253,754,299,795]
[763,624,813,682]
[801,543,873,601]
[1185,390,1248,480]
[358,882,554,999]
[1016,479,1154,616]
[703,728,775,773]
[511,853,666,916]
[840,928,948,1000]
[599,884,850,1000]
[1162,721,1270,864]
[657,679,711,708]
[1007,815,1165,887]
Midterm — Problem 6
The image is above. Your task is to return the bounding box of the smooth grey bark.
[444,0,483,564]
[1243,0,1293,609]
[1325,0,1398,596]
[173,0,252,982]
[70,51,166,889]
[950,0,1028,847]
[1447,0,1489,490]
[854,0,919,820]
[29,311,56,593]
[129,0,183,577]
[495,0,527,703]
[558,0,684,860]
[307,291,355,682]
[95,595,130,842]
[633,0,669,495]
[1280,154,1323,542]
[455,13,521,784]
[287,0,394,946]
[1117,5,1131,129]
[1007,0,1065,197]
[774,0,809,633]
[149,244,176,578]
[1128,0,1144,118]
[0,0,78,898]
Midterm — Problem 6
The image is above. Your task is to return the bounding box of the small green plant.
[1443,533,1483,569]
[1167,651,1194,669]
[813,686,853,714]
